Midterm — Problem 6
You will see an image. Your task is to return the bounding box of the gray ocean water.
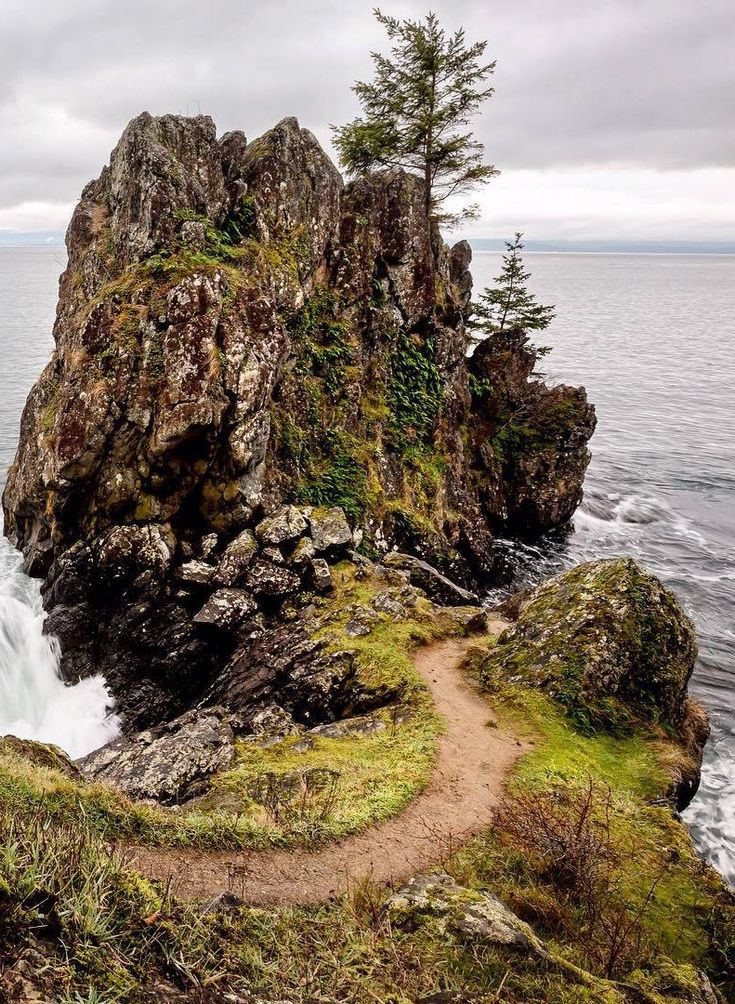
[0,245,733,883]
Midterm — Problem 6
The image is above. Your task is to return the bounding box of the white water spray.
[0,538,119,760]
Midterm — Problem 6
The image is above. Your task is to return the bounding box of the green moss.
[295,428,372,522]
[40,383,60,433]
[221,196,257,242]
[478,559,696,736]
[211,699,439,843]
[386,326,443,448]
[289,288,354,396]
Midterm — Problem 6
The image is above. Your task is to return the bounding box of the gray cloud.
[1,0,733,235]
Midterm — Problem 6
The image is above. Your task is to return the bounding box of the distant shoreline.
[1,237,733,257]
[468,239,735,255]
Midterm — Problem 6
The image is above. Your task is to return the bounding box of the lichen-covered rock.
[245,559,301,599]
[193,588,258,630]
[309,557,333,592]
[212,529,258,586]
[344,604,381,637]
[308,507,352,554]
[255,505,308,547]
[288,535,316,567]
[482,557,699,734]
[371,590,406,619]
[77,706,237,803]
[174,559,215,586]
[386,873,543,953]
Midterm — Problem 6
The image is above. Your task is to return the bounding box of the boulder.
[255,506,308,547]
[93,524,175,586]
[309,557,333,593]
[77,707,237,803]
[308,713,386,739]
[371,590,406,619]
[174,560,215,586]
[434,605,488,635]
[481,557,699,734]
[344,605,380,637]
[212,529,258,586]
[384,553,479,606]
[386,874,543,953]
[308,507,352,554]
[289,535,316,567]
[245,560,301,599]
[193,588,259,631]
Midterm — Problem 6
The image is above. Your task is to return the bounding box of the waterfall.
[0,537,119,760]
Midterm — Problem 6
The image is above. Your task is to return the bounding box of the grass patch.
[1,619,732,1002]
[447,665,733,991]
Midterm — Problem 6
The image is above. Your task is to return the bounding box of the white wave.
[613,495,669,524]
[0,544,119,760]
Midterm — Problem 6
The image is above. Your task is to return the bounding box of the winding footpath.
[127,634,528,905]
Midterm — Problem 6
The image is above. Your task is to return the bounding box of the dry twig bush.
[493,778,666,978]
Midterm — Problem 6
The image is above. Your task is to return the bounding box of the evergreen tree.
[472,233,555,337]
[332,9,498,227]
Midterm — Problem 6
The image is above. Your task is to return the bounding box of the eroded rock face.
[2,111,594,732]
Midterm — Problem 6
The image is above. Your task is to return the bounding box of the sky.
[1,0,733,242]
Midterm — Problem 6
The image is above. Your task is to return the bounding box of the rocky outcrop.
[2,112,594,732]
[480,557,707,804]
[77,706,238,803]
[0,735,81,779]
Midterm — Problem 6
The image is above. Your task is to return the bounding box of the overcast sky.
[1,0,733,241]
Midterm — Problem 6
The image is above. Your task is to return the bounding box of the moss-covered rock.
[0,735,81,779]
[482,557,699,735]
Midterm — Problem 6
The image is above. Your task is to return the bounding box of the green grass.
[2,617,733,1002]
[446,664,733,991]
[0,562,452,854]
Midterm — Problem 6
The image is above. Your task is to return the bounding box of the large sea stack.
[2,113,595,731]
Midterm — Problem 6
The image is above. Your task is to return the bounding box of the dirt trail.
[127,635,527,904]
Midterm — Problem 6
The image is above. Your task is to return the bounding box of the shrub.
[493,779,663,979]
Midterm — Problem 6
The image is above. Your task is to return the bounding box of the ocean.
[0,244,733,884]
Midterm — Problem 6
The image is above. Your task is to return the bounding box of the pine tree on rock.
[473,233,555,339]
[333,9,498,227]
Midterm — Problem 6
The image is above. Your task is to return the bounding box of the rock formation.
[479,556,708,807]
[2,112,595,733]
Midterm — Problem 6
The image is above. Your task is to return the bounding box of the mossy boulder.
[0,735,81,779]
[386,873,543,953]
[483,557,698,734]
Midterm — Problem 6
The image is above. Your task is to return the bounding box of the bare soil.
[127,633,527,904]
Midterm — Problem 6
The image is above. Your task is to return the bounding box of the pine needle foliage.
[473,232,556,336]
[333,9,498,227]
